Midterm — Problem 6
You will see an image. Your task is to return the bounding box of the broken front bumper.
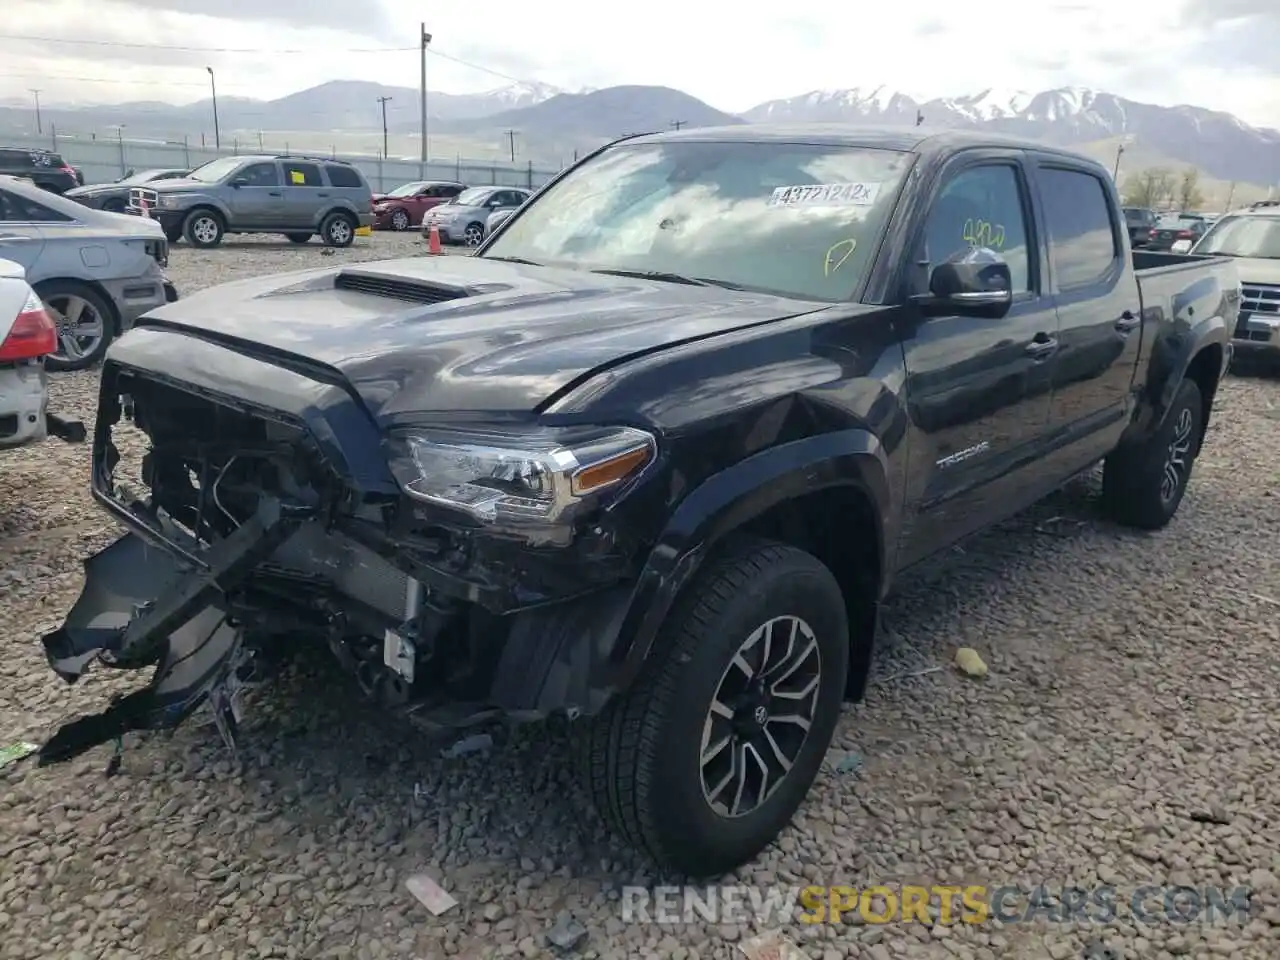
[38,496,306,767]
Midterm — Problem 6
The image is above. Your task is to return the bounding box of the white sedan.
[0,258,85,450]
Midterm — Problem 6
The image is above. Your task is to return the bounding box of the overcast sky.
[2,0,1279,128]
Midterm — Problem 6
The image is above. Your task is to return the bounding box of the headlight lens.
[158,194,188,208]
[387,425,656,545]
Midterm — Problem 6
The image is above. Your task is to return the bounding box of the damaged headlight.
[386,425,657,544]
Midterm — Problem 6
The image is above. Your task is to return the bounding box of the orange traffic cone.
[428,224,442,255]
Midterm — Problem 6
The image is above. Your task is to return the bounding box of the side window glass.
[0,190,73,223]
[444,185,462,198]
[324,164,363,188]
[924,164,1031,291]
[238,163,279,187]
[1039,168,1118,288]
[284,162,322,187]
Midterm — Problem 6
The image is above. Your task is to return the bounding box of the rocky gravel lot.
[2,233,1279,960]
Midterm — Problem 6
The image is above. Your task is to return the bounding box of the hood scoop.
[333,268,471,305]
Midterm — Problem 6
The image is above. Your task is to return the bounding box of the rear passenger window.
[1039,168,1119,288]
[325,164,363,188]
[924,164,1031,291]
[283,162,322,187]
[0,189,74,222]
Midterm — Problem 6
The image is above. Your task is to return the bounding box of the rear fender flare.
[605,428,890,689]
[1148,312,1229,433]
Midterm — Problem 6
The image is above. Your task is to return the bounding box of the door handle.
[268,191,282,197]
[1025,335,1059,360]
[1115,310,1140,333]
[317,193,330,198]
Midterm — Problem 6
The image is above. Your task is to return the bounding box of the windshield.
[455,187,494,206]
[482,140,912,301]
[1157,214,1198,228]
[1194,215,1280,259]
[386,181,427,198]
[185,157,246,183]
[117,169,173,185]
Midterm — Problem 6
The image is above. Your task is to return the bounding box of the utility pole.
[419,24,432,174]
[505,129,517,162]
[206,66,221,150]
[915,110,924,127]
[1225,181,1236,211]
[671,120,685,131]
[377,95,393,158]
[1112,143,1125,181]
[29,89,41,134]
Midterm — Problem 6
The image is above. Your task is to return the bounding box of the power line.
[0,32,415,54]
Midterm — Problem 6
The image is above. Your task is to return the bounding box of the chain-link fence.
[5,130,563,192]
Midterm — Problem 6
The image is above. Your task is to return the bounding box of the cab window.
[923,164,1032,291]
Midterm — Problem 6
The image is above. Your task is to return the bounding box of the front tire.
[573,539,849,877]
[1101,378,1204,530]
[320,212,356,248]
[463,222,485,246]
[390,208,410,231]
[183,209,224,248]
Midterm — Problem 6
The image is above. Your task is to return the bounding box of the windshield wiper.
[590,267,711,287]
[485,255,543,266]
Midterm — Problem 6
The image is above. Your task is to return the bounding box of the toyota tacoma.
[38,127,1238,877]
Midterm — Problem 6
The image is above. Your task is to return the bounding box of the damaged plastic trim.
[37,495,311,767]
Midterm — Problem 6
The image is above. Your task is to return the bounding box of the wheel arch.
[34,276,122,335]
[610,430,890,703]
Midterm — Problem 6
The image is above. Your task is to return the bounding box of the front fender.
[603,428,890,690]
[170,195,228,220]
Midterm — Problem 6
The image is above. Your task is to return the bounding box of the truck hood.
[132,256,825,419]
[1229,257,1280,285]
[144,178,213,192]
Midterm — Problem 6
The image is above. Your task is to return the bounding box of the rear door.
[280,160,325,228]
[897,150,1060,565]
[1030,158,1142,467]
[0,188,47,273]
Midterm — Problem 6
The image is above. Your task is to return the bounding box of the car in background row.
[1146,213,1208,252]
[1123,206,1157,248]
[0,258,84,452]
[1189,203,1280,363]
[372,180,466,231]
[421,186,532,246]
[66,168,190,213]
[126,154,374,248]
[0,148,82,194]
[0,175,177,371]
[485,206,518,239]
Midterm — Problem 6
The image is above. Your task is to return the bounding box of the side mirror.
[230,177,248,188]
[915,247,1013,319]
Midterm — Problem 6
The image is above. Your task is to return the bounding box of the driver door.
[227,161,285,227]
[896,154,1061,566]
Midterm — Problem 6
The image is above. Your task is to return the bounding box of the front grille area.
[127,187,159,213]
[333,270,468,305]
[1240,284,1280,316]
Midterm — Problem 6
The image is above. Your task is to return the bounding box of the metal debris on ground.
[544,910,589,953]
[833,751,863,774]
[737,929,807,960]
[440,732,493,759]
[0,741,39,770]
[405,872,458,916]
[953,647,989,678]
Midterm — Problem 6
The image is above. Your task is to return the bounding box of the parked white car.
[0,258,84,450]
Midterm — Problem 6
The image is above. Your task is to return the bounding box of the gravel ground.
[2,233,1279,960]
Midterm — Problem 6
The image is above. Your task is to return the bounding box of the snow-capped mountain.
[743,86,1280,186]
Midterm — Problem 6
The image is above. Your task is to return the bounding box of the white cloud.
[1,0,1278,128]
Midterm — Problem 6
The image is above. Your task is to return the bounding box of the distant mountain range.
[2,81,1277,187]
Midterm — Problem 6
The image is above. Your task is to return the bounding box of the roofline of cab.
[617,123,1116,178]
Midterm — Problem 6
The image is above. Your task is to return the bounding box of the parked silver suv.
[128,154,374,249]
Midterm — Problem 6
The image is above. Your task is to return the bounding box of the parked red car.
[372,180,467,231]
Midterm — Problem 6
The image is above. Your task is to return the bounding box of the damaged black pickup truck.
[40,126,1237,877]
